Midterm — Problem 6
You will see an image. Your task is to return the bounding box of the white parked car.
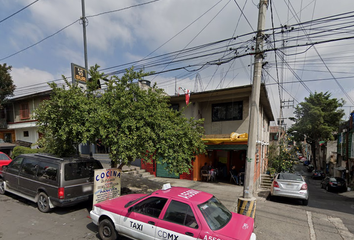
[270,172,309,205]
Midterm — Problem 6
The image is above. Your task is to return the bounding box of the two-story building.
[0,90,51,149]
[140,83,274,190]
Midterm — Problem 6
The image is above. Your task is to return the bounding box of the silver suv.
[0,154,103,212]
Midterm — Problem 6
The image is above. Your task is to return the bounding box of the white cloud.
[11,67,55,93]
[2,0,354,123]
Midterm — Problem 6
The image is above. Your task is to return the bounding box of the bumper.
[90,209,100,226]
[250,233,256,240]
[271,189,308,200]
[50,195,91,207]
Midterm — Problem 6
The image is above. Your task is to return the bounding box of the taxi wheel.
[37,192,50,213]
[99,219,117,240]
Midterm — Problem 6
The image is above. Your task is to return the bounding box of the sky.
[2,0,354,129]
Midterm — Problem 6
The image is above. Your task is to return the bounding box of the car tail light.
[273,181,279,188]
[301,184,308,190]
[58,187,65,199]
[329,182,334,186]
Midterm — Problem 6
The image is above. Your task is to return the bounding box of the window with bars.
[212,101,243,122]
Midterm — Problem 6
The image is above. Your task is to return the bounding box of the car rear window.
[64,161,102,180]
[278,173,303,181]
[198,196,231,230]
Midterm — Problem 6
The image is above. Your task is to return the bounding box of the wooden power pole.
[237,0,268,218]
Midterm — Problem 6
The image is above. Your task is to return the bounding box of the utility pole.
[237,0,268,218]
[81,0,88,72]
[81,0,93,157]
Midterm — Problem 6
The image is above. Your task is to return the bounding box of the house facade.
[0,90,51,149]
[140,84,274,190]
[336,118,354,186]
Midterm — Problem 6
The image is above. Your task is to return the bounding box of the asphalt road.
[254,163,354,240]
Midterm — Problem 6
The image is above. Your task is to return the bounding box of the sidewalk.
[153,177,246,212]
[121,170,257,212]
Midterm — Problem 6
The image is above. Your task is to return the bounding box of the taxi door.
[119,196,168,240]
[155,200,201,240]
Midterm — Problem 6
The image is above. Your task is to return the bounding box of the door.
[120,197,168,240]
[156,200,200,240]
[3,157,24,191]
[18,158,39,197]
[156,161,179,178]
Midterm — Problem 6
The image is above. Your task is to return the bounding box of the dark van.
[0,154,103,212]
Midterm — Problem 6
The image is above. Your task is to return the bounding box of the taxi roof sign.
[162,183,171,190]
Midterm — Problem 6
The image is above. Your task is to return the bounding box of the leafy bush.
[267,167,276,176]
[11,146,45,159]
[268,138,296,173]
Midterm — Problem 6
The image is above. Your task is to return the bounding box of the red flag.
[185,89,190,105]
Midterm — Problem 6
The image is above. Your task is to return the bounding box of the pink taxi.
[90,184,256,240]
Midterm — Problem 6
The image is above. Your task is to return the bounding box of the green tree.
[36,65,206,175]
[35,78,94,157]
[0,63,16,107]
[288,92,344,167]
[268,136,296,173]
[91,67,206,174]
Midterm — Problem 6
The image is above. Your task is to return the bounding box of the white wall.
[15,127,39,145]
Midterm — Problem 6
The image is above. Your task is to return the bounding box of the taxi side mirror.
[128,207,133,213]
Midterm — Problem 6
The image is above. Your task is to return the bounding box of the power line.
[0,0,164,62]
[86,0,161,18]
[0,19,79,62]
[0,0,40,24]
[285,0,354,106]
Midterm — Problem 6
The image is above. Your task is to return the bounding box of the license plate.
[83,185,93,192]
[285,184,296,189]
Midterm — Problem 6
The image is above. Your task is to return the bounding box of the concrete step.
[141,172,155,178]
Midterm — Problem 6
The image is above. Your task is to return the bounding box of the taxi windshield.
[198,196,231,230]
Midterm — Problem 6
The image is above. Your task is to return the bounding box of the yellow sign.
[71,63,87,84]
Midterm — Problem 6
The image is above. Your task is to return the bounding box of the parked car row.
[0,153,103,212]
[269,169,347,207]
[321,177,347,192]
[312,170,325,179]
[1,153,257,239]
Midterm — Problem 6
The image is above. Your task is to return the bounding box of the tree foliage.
[35,65,206,174]
[288,92,344,168]
[268,137,296,173]
[35,78,95,157]
[0,63,16,107]
[288,92,344,143]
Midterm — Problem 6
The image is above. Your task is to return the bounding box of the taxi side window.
[132,197,167,218]
[163,200,198,229]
